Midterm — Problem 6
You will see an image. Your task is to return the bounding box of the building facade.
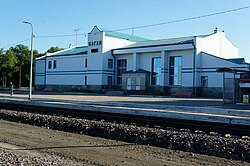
[35,26,249,97]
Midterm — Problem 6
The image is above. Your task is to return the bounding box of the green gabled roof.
[50,46,88,56]
[115,34,212,50]
[227,58,247,64]
[100,28,149,42]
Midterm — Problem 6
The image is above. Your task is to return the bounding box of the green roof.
[115,34,212,50]
[100,28,149,42]
[227,58,247,64]
[50,46,88,56]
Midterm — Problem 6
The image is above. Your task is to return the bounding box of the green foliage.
[0,44,62,88]
[47,46,63,53]
[10,44,29,63]
[0,44,45,88]
[0,50,18,87]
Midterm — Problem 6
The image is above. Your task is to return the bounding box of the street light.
[73,28,81,46]
[23,21,34,100]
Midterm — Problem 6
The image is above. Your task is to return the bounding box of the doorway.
[108,76,112,89]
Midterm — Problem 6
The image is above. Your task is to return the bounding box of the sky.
[1,0,250,62]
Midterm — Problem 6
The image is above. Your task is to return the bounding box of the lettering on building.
[88,41,102,46]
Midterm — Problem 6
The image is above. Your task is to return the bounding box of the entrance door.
[108,76,112,89]
[127,78,132,90]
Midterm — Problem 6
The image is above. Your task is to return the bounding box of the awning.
[216,67,250,74]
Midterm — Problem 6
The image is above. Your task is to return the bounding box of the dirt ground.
[0,120,249,166]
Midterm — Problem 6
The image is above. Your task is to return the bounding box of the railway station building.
[35,26,250,97]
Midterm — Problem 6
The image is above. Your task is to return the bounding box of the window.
[169,56,182,86]
[85,58,87,68]
[91,48,98,53]
[117,59,127,84]
[84,76,87,85]
[108,59,113,68]
[53,60,57,69]
[151,57,161,85]
[48,61,52,69]
[201,76,208,87]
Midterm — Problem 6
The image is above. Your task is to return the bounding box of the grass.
[0,87,29,91]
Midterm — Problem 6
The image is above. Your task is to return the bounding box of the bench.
[173,91,192,98]
[43,87,53,92]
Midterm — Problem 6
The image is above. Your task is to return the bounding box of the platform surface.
[0,91,249,126]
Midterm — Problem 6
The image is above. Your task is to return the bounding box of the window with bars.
[117,59,127,85]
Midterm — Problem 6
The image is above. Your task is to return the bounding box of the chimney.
[214,27,218,33]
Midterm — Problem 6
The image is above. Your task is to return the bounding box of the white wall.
[88,27,104,71]
[201,52,248,87]
[102,35,135,53]
[115,54,134,71]
[46,74,85,85]
[35,76,45,85]
[35,60,45,73]
[35,59,45,85]
[87,26,137,85]
[45,54,86,85]
[46,55,86,72]
[138,52,160,72]
[201,52,247,69]
[196,32,238,59]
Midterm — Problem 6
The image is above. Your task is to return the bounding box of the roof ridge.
[100,28,149,42]
[201,52,249,65]
[228,58,245,60]
[136,33,213,44]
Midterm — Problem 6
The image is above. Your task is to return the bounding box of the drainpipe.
[111,50,116,88]
[44,56,47,88]
[192,40,197,97]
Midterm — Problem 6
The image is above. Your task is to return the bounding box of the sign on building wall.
[88,41,102,46]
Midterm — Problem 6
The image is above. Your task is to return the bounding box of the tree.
[8,45,42,87]
[23,49,41,84]
[10,45,30,87]
[0,44,45,88]
[47,46,63,53]
[0,50,18,87]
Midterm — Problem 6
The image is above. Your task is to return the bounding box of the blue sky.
[1,0,250,62]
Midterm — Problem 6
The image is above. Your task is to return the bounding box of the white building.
[35,26,249,97]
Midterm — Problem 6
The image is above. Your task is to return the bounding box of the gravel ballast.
[0,109,249,162]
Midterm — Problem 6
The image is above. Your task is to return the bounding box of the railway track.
[0,102,249,136]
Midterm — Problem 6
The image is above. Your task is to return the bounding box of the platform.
[0,92,249,126]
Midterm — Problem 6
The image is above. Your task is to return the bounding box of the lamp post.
[19,62,24,88]
[73,28,81,46]
[23,21,34,100]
